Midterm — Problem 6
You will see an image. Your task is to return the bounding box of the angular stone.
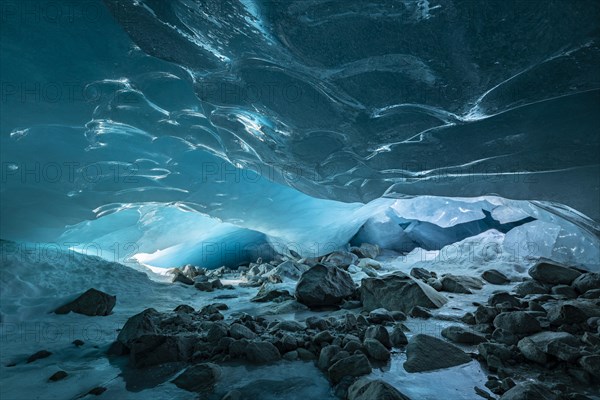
[572,273,600,294]
[390,325,408,347]
[328,353,372,384]
[441,326,487,344]
[365,325,392,349]
[360,272,447,313]
[295,264,355,307]
[404,334,471,373]
[245,341,281,364]
[348,378,412,400]
[499,382,558,400]
[363,338,390,361]
[318,345,342,370]
[514,280,549,296]
[528,261,582,285]
[482,269,510,285]
[440,274,484,294]
[229,323,256,340]
[493,311,542,334]
[172,363,221,392]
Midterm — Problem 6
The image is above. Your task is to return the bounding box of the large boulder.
[172,363,221,392]
[328,354,372,384]
[129,334,196,368]
[245,341,281,364]
[546,300,600,325]
[55,288,116,316]
[528,261,582,285]
[348,379,412,400]
[571,273,600,294]
[404,334,471,372]
[295,264,355,307]
[111,308,160,353]
[493,311,542,334]
[360,272,447,313]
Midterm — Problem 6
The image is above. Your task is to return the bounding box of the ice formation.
[1,0,599,271]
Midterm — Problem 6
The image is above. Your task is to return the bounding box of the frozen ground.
[0,229,568,400]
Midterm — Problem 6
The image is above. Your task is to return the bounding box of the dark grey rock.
[360,272,447,313]
[207,322,229,343]
[409,306,432,319]
[441,326,487,344]
[295,264,355,307]
[440,274,484,294]
[328,353,372,384]
[493,311,542,334]
[572,273,600,294]
[474,305,498,324]
[251,284,293,303]
[551,285,578,298]
[172,272,194,285]
[270,320,305,332]
[547,303,591,325]
[325,251,358,268]
[297,348,316,360]
[172,363,221,392]
[245,341,281,364]
[369,308,395,324]
[517,337,547,364]
[348,378,412,400]
[489,292,521,308]
[173,304,194,313]
[404,334,471,372]
[363,338,390,361]
[499,382,558,400]
[48,370,68,382]
[390,325,408,347]
[318,345,342,370]
[229,323,256,340]
[365,325,392,349]
[579,355,600,379]
[492,328,518,345]
[482,269,510,285]
[514,280,550,296]
[55,288,116,316]
[26,350,52,363]
[129,334,195,368]
[529,261,582,285]
[410,267,435,281]
[314,330,335,344]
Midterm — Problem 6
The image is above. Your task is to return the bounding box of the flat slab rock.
[404,334,471,373]
[55,288,116,316]
[528,261,582,285]
[360,272,447,313]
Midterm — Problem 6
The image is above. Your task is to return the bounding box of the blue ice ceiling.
[1,0,599,267]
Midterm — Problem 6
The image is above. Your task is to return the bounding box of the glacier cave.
[1,1,599,399]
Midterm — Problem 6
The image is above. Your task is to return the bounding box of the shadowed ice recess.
[1,0,599,269]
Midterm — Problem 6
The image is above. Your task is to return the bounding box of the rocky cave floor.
[2,243,600,400]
